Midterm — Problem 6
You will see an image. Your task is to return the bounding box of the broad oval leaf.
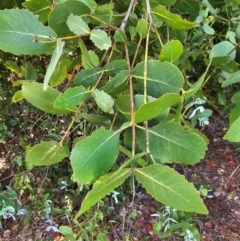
[134,93,181,123]
[43,39,65,90]
[159,40,183,63]
[22,82,72,114]
[49,1,90,37]
[134,164,208,214]
[211,56,237,73]
[70,128,120,184]
[93,89,114,114]
[0,9,56,55]
[152,5,197,30]
[224,116,240,142]
[132,60,184,98]
[231,91,240,103]
[76,168,130,217]
[67,14,90,35]
[136,19,148,38]
[103,60,128,76]
[209,41,236,59]
[54,86,91,109]
[26,141,70,166]
[90,29,111,50]
[137,122,207,164]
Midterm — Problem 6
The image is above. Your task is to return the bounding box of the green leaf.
[103,60,128,76]
[90,29,111,50]
[211,56,237,73]
[82,50,99,69]
[22,82,71,114]
[26,141,69,166]
[159,40,183,63]
[209,41,236,59]
[22,0,51,23]
[48,1,90,37]
[43,39,65,91]
[78,0,97,13]
[134,164,208,214]
[114,30,127,42]
[79,39,98,69]
[59,226,73,236]
[232,91,240,103]
[152,5,197,30]
[101,70,129,95]
[80,113,111,127]
[119,153,146,170]
[54,86,91,109]
[137,122,207,164]
[76,168,130,217]
[21,62,38,81]
[131,60,184,98]
[0,9,56,55]
[74,68,102,87]
[229,104,240,125]
[224,117,240,142]
[222,71,240,87]
[174,0,200,21]
[92,3,114,25]
[185,58,212,98]
[93,89,114,114]
[66,14,90,35]
[70,128,120,184]
[4,60,22,75]
[136,19,148,38]
[134,93,181,123]
[12,90,24,103]
[49,55,70,87]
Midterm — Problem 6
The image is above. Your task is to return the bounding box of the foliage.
[1,0,240,239]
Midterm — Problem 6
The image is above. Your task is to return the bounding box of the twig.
[119,0,136,31]
[230,164,240,178]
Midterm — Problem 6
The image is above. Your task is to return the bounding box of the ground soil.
[0,113,240,241]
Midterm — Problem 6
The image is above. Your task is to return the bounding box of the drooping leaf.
[76,168,130,217]
[103,60,128,76]
[82,50,99,69]
[70,128,120,184]
[90,29,111,50]
[222,71,240,87]
[49,55,70,87]
[79,39,98,69]
[185,58,212,98]
[134,93,181,123]
[21,62,38,81]
[0,9,56,55]
[54,86,91,109]
[152,5,197,30]
[74,68,102,87]
[4,60,22,75]
[26,141,70,166]
[22,0,51,23]
[159,40,183,63]
[137,122,207,164]
[131,60,184,98]
[134,164,208,214]
[224,117,240,142]
[114,30,127,42]
[59,226,73,236]
[22,82,72,114]
[92,89,114,114]
[66,14,90,35]
[48,1,90,37]
[136,19,148,38]
[43,39,65,91]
